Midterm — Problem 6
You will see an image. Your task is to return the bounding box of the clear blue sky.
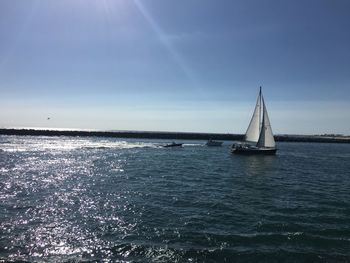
[1,0,349,134]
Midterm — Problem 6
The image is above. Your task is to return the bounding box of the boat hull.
[163,143,183,148]
[231,147,277,155]
[206,141,223,147]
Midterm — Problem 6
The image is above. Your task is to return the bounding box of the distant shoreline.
[0,128,349,144]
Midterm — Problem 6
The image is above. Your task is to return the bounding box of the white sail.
[245,89,261,143]
[257,96,275,148]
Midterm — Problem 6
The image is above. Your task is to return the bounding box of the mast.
[259,86,262,133]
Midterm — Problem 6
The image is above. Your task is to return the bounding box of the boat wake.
[182,143,205,147]
[0,138,162,152]
[0,137,209,153]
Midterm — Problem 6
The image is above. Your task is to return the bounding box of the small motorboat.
[205,139,223,147]
[163,142,183,148]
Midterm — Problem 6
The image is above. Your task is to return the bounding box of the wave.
[105,242,350,262]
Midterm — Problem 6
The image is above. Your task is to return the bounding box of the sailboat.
[232,87,277,155]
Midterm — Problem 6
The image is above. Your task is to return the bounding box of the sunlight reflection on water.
[1,136,350,262]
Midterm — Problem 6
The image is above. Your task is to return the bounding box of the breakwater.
[0,128,349,143]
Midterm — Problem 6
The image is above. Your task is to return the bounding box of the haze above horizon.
[1,0,349,135]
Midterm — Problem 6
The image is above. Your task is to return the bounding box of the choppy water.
[0,135,350,262]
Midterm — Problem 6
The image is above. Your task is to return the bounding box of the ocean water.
[0,135,350,262]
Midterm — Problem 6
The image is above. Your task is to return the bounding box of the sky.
[0,0,349,135]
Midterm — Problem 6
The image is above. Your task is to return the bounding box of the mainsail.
[257,96,276,148]
[244,89,261,143]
